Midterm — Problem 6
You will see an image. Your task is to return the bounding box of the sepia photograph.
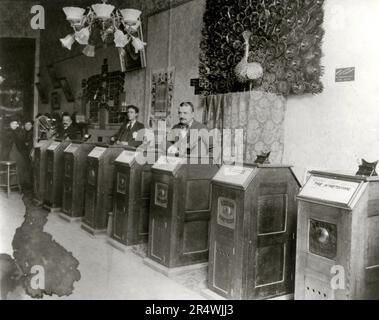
[0,0,378,309]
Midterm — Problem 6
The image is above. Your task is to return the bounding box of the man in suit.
[166,101,213,157]
[112,105,145,148]
[57,112,78,140]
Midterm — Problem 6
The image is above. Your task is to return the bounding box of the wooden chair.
[0,161,21,197]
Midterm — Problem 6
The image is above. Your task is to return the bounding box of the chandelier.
[60,0,146,57]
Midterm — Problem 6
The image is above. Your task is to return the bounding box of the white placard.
[299,175,361,205]
[152,156,185,173]
[115,150,136,165]
[64,143,80,154]
[47,141,60,151]
[212,165,256,189]
[88,147,107,159]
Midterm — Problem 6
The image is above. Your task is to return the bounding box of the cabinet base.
[201,288,227,300]
[81,223,107,237]
[143,258,208,277]
[201,288,294,300]
[42,203,61,213]
[268,294,294,300]
[58,212,82,223]
[106,238,133,253]
[33,198,43,206]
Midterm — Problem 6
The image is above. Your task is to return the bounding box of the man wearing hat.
[1,115,32,191]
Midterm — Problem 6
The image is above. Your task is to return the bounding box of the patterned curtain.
[202,95,224,130]
[201,90,286,164]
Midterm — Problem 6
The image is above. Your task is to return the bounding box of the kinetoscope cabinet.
[44,140,71,209]
[82,145,124,235]
[111,149,158,245]
[62,142,95,219]
[208,164,300,300]
[33,140,52,204]
[296,171,379,300]
[147,156,219,269]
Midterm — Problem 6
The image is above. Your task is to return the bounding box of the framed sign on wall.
[59,77,75,102]
[149,67,175,127]
[51,91,61,110]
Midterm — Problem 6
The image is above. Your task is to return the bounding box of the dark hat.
[9,114,20,122]
[22,114,33,124]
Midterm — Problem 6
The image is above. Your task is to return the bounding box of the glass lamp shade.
[114,29,130,48]
[120,9,141,24]
[63,7,85,22]
[82,44,95,57]
[60,34,75,50]
[91,3,115,19]
[125,20,141,33]
[131,36,146,53]
[75,27,90,45]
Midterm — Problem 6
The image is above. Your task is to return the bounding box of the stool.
[0,161,21,197]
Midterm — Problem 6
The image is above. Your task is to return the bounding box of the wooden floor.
[0,190,295,300]
[0,191,204,300]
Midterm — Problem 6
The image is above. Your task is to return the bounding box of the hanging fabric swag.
[202,91,286,164]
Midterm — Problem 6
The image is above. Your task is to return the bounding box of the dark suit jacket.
[114,120,145,148]
[23,129,34,155]
[0,128,28,161]
[168,120,213,156]
[57,124,79,141]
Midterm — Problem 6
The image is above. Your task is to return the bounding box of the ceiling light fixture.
[60,0,146,57]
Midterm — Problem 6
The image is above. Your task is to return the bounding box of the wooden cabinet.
[111,149,159,245]
[33,140,52,203]
[208,164,300,300]
[147,156,219,268]
[62,142,95,218]
[296,171,379,300]
[82,145,124,235]
[44,140,71,209]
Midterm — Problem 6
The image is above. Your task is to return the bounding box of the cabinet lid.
[115,150,136,167]
[297,171,367,209]
[152,155,186,175]
[212,165,256,190]
[47,141,61,151]
[35,141,46,149]
[64,143,80,154]
[88,146,107,159]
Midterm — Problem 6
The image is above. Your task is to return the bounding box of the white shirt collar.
[180,119,193,128]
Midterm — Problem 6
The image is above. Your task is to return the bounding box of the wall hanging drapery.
[199,0,325,96]
[202,90,286,164]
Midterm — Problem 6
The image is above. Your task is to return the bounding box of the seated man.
[166,101,213,158]
[112,105,145,148]
[57,112,78,140]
